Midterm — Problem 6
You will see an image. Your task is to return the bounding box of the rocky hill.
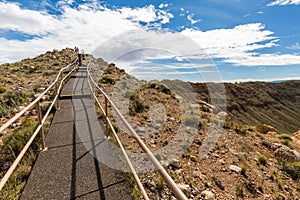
[191,81,300,134]
[0,51,299,199]
[0,48,76,199]
[90,57,300,199]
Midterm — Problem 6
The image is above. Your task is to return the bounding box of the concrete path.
[20,67,133,200]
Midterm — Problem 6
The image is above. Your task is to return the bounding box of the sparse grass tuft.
[258,155,267,166]
[236,185,244,197]
[283,162,300,180]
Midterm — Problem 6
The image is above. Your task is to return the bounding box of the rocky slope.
[1,51,299,199]
[89,57,300,199]
[191,81,300,134]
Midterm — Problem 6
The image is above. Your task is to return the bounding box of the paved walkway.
[20,67,133,200]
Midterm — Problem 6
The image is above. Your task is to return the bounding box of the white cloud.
[187,14,201,25]
[0,2,174,64]
[267,0,300,6]
[287,42,300,50]
[181,23,300,66]
[119,5,165,24]
[0,2,60,35]
[1,1,300,70]
[158,3,169,9]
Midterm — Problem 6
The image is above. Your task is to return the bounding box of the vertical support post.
[36,101,46,150]
[105,97,109,137]
[54,81,59,110]
[78,54,82,66]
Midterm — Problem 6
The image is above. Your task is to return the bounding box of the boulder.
[274,146,300,162]
[170,159,181,169]
[201,190,215,199]
[256,124,277,134]
[229,165,242,174]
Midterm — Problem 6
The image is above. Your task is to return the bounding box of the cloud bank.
[0,1,300,70]
[267,0,300,6]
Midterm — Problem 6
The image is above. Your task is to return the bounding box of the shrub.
[101,76,115,84]
[236,185,244,197]
[258,155,267,166]
[283,162,300,180]
[278,134,292,141]
[262,139,272,148]
[0,87,6,93]
[129,92,146,115]
[183,116,199,127]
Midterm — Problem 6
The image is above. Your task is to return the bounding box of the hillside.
[0,48,76,199]
[191,81,300,134]
[0,51,299,199]
[90,57,300,199]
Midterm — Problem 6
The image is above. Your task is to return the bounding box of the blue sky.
[0,0,299,82]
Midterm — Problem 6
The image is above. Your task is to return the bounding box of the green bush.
[236,185,244,197]
[0,87,6,93]
[283,162,300,180]
[278,134,292,141]
[258,155,267,166]
[129,92,146,115]
[100,76,115,84]
[262,139,272,148]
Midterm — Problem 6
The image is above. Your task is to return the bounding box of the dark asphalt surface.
[20,68,133,200]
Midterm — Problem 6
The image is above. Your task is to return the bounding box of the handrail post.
[36,100,46,150]
[54,81,59,110]
[105,97,109,137]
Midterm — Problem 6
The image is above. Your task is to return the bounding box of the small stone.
[193,138,202,145]
[0,139,4,146]
[192,189,199,196]
[229,165,242,174]
[178,184,191,197]
[190,155,197,162]
[169,117,175,121]
[218,159,226,165]
[170,159,181,169]
[201,190,215,199]
[212,154,220,158]
[212,176,225,190]
[150,186,156,192]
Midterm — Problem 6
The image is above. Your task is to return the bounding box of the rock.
[170,159,181,169]
[201,190,215,199]
[275,145,300,162]
[218,159,226,165]
[37,87,46,92]
[256,124,277,134]
[169,117,175,121]
[0,139,3,147]
[178,184,191,197]
[212,177,225,190]
[136,127,145,134]
[193,138,202,145]
[229,165,242,174]
[216,111,227,119]
[192,189,199,196]
[270,143,282,151]
[190,155,197,162]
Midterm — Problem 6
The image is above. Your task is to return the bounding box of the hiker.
[74,46,79,53]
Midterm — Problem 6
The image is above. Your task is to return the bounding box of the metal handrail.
[0,59,78,192]
[86,63,188,200]
[87,76,150,200]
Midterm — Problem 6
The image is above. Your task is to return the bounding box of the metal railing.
[86,62,188,200]
[0,59,78,191]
